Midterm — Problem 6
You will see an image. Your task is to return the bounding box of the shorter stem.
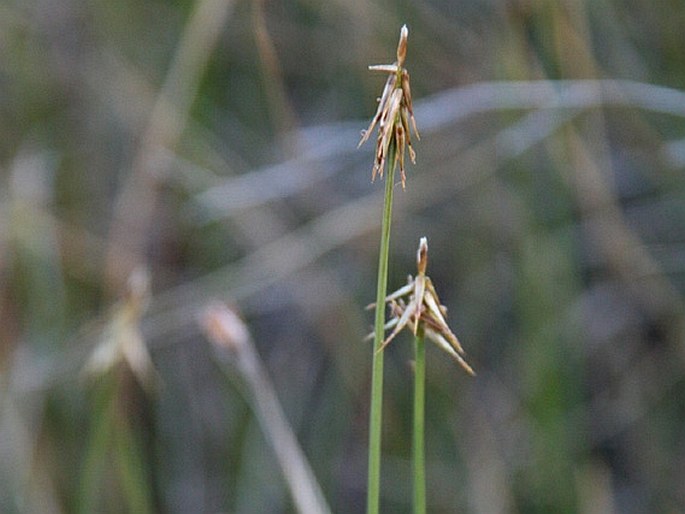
[413,325,426,514]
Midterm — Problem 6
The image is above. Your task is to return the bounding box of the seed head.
[358,24,419,189]
[367,238,475,376]
[84,267,158,391]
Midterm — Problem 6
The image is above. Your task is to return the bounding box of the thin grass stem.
[367,141,397,514]
[78,374,117,514]
[113,401,154,514]
[413,324,426,514]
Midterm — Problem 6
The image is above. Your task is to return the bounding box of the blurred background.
[2,0,685,512]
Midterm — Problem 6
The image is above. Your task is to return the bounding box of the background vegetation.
[2,0,685,512]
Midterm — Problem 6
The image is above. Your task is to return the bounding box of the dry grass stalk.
[200,303,332,514]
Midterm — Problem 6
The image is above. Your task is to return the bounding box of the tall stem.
[413,325,426,514]
[367,144,397,514]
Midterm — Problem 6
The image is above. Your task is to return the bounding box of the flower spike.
[367,237,475,376]
[358,24,419,189]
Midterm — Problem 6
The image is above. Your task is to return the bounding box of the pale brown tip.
[417,237,428,274]
[201,302,251,352]
[397,25,408,65]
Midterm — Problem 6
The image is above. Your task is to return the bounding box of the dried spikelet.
[84,268,159,391]
[358,24,419,189]
[367,238,475,376]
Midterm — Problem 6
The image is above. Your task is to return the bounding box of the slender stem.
[367,144,397,514]
[413,324,426,514]
[113,412,154,514]
[78,374,117,514]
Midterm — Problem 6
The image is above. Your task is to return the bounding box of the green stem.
[78,373,117,514]
[413,325,426,514]
[114,409,154,514]
[367,144,397,514]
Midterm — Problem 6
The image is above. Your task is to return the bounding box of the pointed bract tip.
[397,25,409,65]
[126,266,151,311]
[417,237,428,274]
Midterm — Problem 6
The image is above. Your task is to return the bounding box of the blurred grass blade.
[201,303,332,514]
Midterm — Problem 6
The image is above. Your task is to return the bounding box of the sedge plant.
[358,24,419,514]
[370,238,475,513]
